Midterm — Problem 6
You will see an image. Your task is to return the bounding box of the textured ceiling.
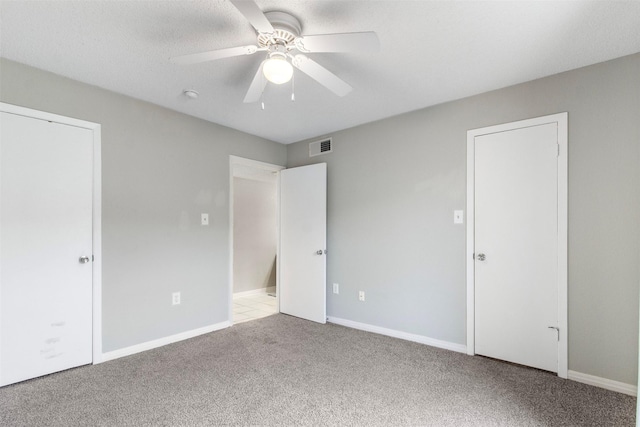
[1,1,640,144]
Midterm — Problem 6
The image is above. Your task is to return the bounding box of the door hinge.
[557,144,560,157]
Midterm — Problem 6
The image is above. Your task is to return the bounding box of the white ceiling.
[1,1,639,144]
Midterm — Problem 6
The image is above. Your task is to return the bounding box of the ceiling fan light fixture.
[263,54,293,84]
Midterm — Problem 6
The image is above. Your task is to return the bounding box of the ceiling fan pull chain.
[261,72,266,110]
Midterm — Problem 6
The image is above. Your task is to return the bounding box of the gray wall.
[287,53,640,385]
[0,58,286,352]
[233,177,277,293]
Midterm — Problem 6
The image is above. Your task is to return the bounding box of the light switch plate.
[454,210,464,224]
[201,213,209,226]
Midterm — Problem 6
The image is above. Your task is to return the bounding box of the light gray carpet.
[0,314,635,426]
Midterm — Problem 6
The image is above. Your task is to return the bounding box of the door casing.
[0,102,103,365]
[466,112,568,378]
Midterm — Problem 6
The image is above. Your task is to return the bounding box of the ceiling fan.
[170,0,380,103]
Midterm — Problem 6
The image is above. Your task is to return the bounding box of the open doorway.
[229,156,284,324]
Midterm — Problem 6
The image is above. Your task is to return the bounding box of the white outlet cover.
[172,292,181,305]
[333,283,339,294]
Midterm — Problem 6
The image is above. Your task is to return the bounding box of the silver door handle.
[79,256,90,264]
[316,250,323,255]
[476,253,486,261]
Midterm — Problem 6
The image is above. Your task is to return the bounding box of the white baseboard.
[568,370,637,396]
[233,286,276,298]
[327,316,466,354]
[96,320,232,364]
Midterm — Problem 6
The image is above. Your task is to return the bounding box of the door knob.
[79,256,90,264]
[476,253,486,261]
[316,250,324,255]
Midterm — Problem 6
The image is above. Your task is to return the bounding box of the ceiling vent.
[309,138,332,157]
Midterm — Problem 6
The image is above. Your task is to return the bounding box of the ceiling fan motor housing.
[257,11,302,50]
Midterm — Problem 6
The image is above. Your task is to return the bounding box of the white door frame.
[0,102,103,363]
[228,156,285,323]
[466,112,568,378]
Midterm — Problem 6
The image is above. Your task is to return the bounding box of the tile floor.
[233,292,278,324]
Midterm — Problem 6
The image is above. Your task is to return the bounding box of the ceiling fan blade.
[170,45,259,65]
[295,32,380,53]
[230,0,274,34]
[292,55,352,97]
[243,62,267,103]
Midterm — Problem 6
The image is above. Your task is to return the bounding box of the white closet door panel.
[1,112,93,386]
[474,123,558,372]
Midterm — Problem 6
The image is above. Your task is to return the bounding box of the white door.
[279,163,327,324]
[0,112,94,386]
[474,123,559,372]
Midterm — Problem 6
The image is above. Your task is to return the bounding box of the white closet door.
[1,112,93,386]
[474,123,558,372]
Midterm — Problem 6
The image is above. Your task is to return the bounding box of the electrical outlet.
[333,283,339,294]
[172,292,181,305]
[359,291,365,302]
[201,213,209,226]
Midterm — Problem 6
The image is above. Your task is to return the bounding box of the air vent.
[309,138,332,157]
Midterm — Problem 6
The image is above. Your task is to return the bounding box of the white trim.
[230,155,285,172]
[466,112,569,378]
[99,321,231,363]
[568,370,637,397]
[228,156,285,325]
[91,120,103,364]
[233,286,276,298]
[328,317,467,354]
[275,166,282,321]
[0,102,103,365]
[556,114,569,378]
[0,103,97,130]
[466,136,475,356]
